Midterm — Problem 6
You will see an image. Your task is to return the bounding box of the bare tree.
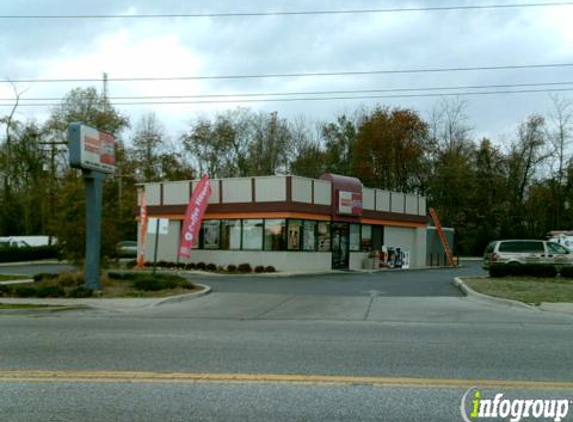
[548,95,573,185]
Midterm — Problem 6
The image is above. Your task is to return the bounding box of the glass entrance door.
[331,223,349,269]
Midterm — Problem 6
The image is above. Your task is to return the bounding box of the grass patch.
[464,277,573,304]
[0,274,30,281]
[0,271,200,299]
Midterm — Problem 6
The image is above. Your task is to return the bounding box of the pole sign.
[69,123,116,173]
[67,122,115,291]
[179,175,211,259]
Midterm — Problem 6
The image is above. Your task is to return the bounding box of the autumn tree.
[352,107,430,191]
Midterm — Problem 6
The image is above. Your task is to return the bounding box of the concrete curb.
[152,283,212,306]
[0,283,212,311]
[0,260,69,267]
[0,278,34,285]
[452,277,539,311]
[0,305,88,315]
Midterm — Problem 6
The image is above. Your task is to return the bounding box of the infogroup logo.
[460,388,571,422]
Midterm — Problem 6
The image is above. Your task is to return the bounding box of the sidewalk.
[539,302,573,315]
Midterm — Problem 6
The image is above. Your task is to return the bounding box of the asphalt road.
[1,261,572,421]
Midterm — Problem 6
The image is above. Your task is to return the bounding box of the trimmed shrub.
[67,286,94,298]
[107,271,130,280]
[185,263,196,270]
[254,265,265,273]
[0,245,61,263]
[196,262,206,271]
[227,264,237,273]
[35,285,65,298]
[559,266,573,278]
[13,285,37,298]
[264,266,276,273]
[132,277,163,291]
[33,273,59,282]
[0,284,12,296]
[57,272,83,287]
[206,263,217,272]
[131,274,194,291]
[238,263,252,273]
[489,263,557,278]
[176,263,186,269]
[126,260,137,268]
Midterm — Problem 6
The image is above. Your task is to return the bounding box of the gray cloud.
[1,0,572,143]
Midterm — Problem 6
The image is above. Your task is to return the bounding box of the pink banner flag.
[136,190,148,268]
[179,174,211,259]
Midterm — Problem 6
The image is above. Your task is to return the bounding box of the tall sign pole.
[68,123,116,291]
[84,171,106,289]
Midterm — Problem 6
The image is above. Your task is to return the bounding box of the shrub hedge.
[489,263,558,278]
[0,245,60,263]
[559,266,573,278]
[238,263,252,273]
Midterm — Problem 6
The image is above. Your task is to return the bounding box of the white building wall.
[145,183,161,206]
[163,181,189,205]
[144,220,181,262]
[384,226,426,268]
[313,180,331,205]
[291,176,312,203]
[391,193,405,213]
[256,177,287,202]
[376,190,390,212]
[418,196,427,216]
[222,178,252,203]
[405,194,418,215]
[349,252,370,270]
[362,188,375,210]
[181,251,332,272]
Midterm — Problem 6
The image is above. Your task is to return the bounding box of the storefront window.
[202,220,220,249]
[303,220,317,251]
[349,224,361,251]
[287,220,302,250]
[264,219,286,251]
[361,225,372,251]
[317,222,331,252]
[221,220,241,250]
[242,219,263,250]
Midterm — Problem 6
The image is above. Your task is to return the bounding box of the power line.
[2,87,573,107]
[3,80,573,102]
[1,2,572,19]
[4,63,573,84]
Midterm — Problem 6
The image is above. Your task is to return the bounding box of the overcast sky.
[1,0,572,146]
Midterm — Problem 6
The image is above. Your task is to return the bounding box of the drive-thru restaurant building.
[137,174,429,271]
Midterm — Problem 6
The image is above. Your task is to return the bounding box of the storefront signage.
[338,191,363,216]
[69,123,116,174]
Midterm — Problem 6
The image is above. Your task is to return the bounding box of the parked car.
[483,239,573,269]
[116,241,138,258]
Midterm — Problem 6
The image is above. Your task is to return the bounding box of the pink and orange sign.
[179,175,211,259]
[68,124,116,173]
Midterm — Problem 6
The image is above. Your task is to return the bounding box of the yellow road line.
[0,370,571,391]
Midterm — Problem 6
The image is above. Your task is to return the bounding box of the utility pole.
[39,140,67,245]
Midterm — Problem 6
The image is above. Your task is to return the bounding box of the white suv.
[483,239,573,269]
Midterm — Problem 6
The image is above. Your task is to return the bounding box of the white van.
[0,236,52,248]
[483,239,573,269]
